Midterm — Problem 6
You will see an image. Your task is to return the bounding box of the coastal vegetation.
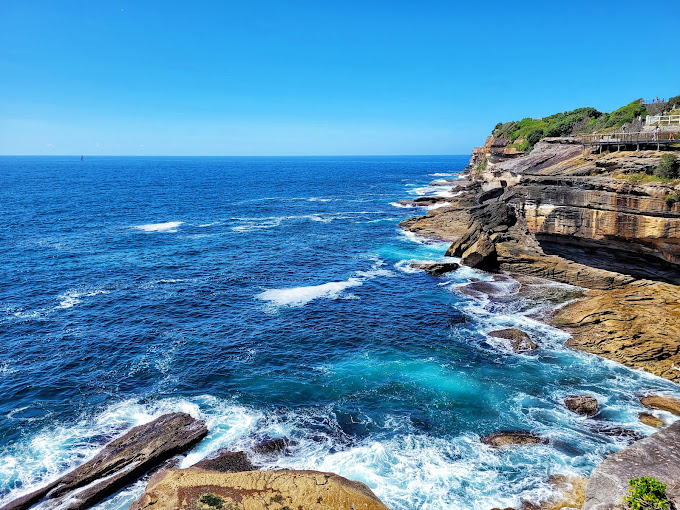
[655,154,680,180]
[491,98,663,153]
[624,477,669,510]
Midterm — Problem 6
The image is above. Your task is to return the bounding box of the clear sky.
[1,1,679,156]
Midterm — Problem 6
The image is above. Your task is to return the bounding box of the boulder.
[638,412,664,428]
[130,468,390,510]
[193,450,256,473]
[410,262,460,276]
[253,437,289,455]
[564,395,599,417]
[582,420,680,510]
[488,329,538,352]
[0,413,208,510]
[640,395,680,416]
[481,431,548,447]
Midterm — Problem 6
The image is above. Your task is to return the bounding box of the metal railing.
[641,98,669,105]
[646,115,680,125]
[581,131,678,145]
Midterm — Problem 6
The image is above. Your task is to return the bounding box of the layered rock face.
[402,137,680,381]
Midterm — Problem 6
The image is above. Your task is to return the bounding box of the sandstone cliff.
[402,137,680,381]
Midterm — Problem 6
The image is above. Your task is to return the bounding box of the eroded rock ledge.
[402,137,680,381]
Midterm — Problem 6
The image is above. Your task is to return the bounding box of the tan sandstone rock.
[130,468,390,510]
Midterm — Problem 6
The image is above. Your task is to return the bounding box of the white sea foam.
[57,289,109,310]
[256,259,394,308]
[133,221,184,233]
[256,278,364,307]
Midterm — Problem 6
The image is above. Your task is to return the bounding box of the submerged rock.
[638,412,664,428]
[410,261,460,276]
[0,413,208,510]
[481,431,548,447]
[130,468,390,510]
[488,328,538,352]
[564,395,599,417]
[640,394,680,416]
[583,420,680,509]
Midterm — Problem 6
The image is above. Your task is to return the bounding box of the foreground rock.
[582,420,680,510]
[564,395,599,417]
[640,394,680,415]
[488,328,538,352]
[481,431,548,447]
[130,468,390,510]
[1,413,208,510]
[410,261,460,276]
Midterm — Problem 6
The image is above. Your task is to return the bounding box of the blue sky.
[1,1,679,156]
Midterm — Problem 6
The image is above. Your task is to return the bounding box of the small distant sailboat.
[81,155,84,161]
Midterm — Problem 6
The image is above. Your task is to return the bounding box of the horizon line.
[0,153,470,158]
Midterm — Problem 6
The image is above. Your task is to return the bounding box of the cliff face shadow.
[537,235,680,285]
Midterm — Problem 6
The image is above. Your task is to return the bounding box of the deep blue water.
[1,156,679,510]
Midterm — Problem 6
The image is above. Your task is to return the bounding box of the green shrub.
[655,154,679,180]
[604,100,647,129]
[667,94,680,110]
[665,194,678,206]
[624,477,669,510]
[200,494,224,509]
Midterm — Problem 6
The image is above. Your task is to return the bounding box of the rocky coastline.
[401,136,680,382]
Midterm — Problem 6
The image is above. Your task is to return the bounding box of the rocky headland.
[402,133,680,382]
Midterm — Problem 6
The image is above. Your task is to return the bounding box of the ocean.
[1,156,678,510]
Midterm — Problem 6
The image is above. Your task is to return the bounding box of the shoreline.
[399,137,680,384]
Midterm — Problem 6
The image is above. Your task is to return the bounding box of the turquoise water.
[0,156,678,509]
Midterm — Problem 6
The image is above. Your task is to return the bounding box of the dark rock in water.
[253,437,289,455]
[638,412,664,428]
[410,262,460,276]
[0,413,208,510]
[583,420,680,510]
[481,431,548,447]
[564,395,599,417]
[412,195,450,205]
[193,450,256,473]
[588,423,643,443]
[640,394,680,416]
[488,328,538,352]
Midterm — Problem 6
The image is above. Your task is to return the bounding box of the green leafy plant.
[655,154,680,180]
[665,193,679,206]
[200,494,224,509]
[623,477,669,510]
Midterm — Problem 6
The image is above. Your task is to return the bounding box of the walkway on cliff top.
[581,131,679,151]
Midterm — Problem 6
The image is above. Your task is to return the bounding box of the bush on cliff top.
[624,477,669,510]
[655,154,679,180]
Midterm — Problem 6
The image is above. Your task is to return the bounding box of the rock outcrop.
[488,328,538,352]
[639,394,680,415]
[553,282,680,382]
[582,420,680,510]
[130,468,390,510]
[0,413,208,510]
[638,413,664,428]
[481,431,548,447]
[410,261,460,275]
[564,395,599,417]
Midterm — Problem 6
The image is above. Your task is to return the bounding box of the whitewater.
[0,156,679,510]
